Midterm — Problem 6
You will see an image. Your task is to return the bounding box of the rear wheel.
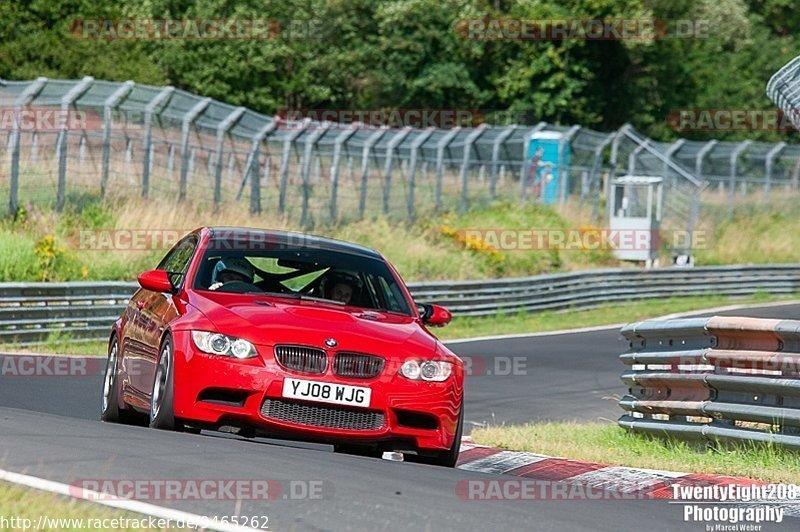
[149,334,183,431]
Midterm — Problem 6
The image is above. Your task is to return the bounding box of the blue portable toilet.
[527,131,569,204]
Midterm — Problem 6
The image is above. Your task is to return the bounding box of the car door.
[136,234,198,397]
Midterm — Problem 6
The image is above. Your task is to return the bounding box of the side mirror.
[420,303,452,327]
[137,269,173,293]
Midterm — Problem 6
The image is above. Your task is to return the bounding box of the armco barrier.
[0,264,798,345]
[619,316,800,449]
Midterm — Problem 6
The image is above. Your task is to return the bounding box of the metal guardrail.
[0,264,798,345]
[619,316,800,450]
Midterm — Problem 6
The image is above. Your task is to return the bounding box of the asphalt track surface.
[1,303,799,531]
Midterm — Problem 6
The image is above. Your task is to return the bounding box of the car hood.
[188,291,440,356]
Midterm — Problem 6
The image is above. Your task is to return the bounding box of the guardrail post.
[434,127,461,212]
[329,123,359,222]
[764,142,786,202]
[458,124,487,212]
[300,122,330,227]
[56,76,93,212]
[179,97,211,202]
[358,127,387,218]
[382,127,412,215]
[8,77,47,215]
[488,126,515,201]
[407,127,435,220]
[519,122,547,202]
[239,121,277,213]
[558,125,581,205]
[212,107,246,207]
[100,81,134,198]
[728,140,751,217]
[140,86,174,200]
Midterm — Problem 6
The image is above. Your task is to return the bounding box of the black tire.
[415,405,464,467]
[149,334,182,431]
[100,334,122,422]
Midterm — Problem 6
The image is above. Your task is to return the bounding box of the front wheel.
[101,335,122,422]
[149,334,182,430]
[414,405,464,467]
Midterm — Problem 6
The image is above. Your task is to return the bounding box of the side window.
[157,235,198,288]
[378,277,408,314]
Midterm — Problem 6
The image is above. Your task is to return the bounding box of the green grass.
[471,422,800,483]
[435,292,795,340]
[0,481,167,531]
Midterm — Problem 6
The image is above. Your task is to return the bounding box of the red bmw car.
[101,227,464,466]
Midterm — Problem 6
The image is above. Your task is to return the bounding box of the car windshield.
[193,236,413,316]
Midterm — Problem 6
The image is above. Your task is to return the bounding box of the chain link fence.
[2,76,799,230]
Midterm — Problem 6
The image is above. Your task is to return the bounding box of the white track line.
[444,299,800,344]
[0,468,261,532]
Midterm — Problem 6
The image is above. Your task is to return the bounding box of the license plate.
[282,378,371,408]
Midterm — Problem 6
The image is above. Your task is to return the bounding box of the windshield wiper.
[246,291,345,306]
[245,290,301,299]
[298,294,346,306]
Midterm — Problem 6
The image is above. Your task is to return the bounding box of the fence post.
[179,97,211,201]
[663,139,685,187]
[588,132,616,220]
[519,122,546,202]
[728,140,751,217]
[764,142,786,202]
[300,122,330,227]
[558,125,581,204]
[695,140,716,180]
[458,124,487,212]
[382,127,412,215]
[140,86,174,200]
[627,140,648,175]
[100,81,134,198]
[621,127,702,187]
[239,121,277,213]
[212,107,246,207]
[8,77,47,215]
[329,123,359,223]
[407,127,435,220]
[434,127,461,212]
[278,119,310,216]
[358,127,387,218]
[489,126,515,201]
[56,76,93,212]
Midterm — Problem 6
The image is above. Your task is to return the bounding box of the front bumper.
[170,331,463,452]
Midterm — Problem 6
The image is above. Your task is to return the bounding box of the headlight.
[399,359,452,382]
[191,331,257,359]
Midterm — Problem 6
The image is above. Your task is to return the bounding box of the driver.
[209,257,255,291]
[325,271,358,305]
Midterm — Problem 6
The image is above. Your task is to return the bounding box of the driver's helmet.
[212,257,254,285]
